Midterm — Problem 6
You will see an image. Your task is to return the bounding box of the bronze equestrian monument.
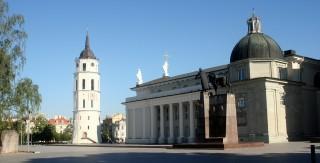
[174,68,263,149]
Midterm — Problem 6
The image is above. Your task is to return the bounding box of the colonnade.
[126,99,198,144]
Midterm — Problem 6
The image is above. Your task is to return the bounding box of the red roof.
[48,116,70,125]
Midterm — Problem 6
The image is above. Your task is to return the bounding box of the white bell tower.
[72,32,101,144]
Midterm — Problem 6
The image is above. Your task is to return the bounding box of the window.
[88,126,90,130]
[88,116,90,120]
[165,108,169,121]
[184,107,188,120]
[278,67,287,80]
[237,97,245,108]
[174,107,178,120]
[91,100,93,108]
[83,99,85,108]
[91,79,94,90]
[83,63,86,71]
[91,63,94,67]
[238,68,246,80]
[82,79,85,89]
[280,93,286,105]
[76,63,79,68]
[157,108,160,121]
[237,96,247,126]
[80,116,81,120]
[76,80,78,90]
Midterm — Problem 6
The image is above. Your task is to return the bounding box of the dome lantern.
[247,14,262,34]
[230,14,283,63]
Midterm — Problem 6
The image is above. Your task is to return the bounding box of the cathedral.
[72,33,101,144]
[124,14,320,144]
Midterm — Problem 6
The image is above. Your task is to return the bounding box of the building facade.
[124,15,320,144]
[48,115,70,134]
[112,117,126,143]
[72,33,101,144]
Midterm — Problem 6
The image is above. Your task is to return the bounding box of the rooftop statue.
[162,54,169,77]
[136,68,143,85]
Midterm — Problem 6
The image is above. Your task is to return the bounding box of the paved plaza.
[0,142,319,163]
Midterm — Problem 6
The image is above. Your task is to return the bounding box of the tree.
[14,78,42,117]
[42,124,55,143]
[0,0,27,130]
[101,116,113,143]
[31,114,48,143]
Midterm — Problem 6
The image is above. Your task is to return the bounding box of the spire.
[79,31,96,59]
[85,31,90,49]
[247,9,262,34]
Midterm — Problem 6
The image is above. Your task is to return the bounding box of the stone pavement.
[0,142,319,163]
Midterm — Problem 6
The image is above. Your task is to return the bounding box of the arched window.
[88,116,90,120]
[82,79,85,89]
[83,63,86,71]
[83,99,85,108]
[88,126,90,130]
[91,100,93,108]
[91,79,94,90]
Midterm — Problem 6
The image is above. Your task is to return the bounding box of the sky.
[8,0,320,119]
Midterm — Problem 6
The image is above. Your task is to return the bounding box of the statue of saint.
[162,54,169,77]
[136,68,143,85]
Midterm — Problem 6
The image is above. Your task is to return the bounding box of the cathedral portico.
[125,92,199,144]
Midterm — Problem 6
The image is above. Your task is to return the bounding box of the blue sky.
[8,0,320,119]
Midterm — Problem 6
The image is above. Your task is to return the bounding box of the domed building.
[124,14,320,144]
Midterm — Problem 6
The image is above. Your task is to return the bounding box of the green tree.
[0,0,28,131]
[42,124,55,143]
[61,124,72,142]
[101,116,113,143]
[31,114,48,143]
[14,78,42,117]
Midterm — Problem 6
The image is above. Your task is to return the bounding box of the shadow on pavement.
[26,152,320,163]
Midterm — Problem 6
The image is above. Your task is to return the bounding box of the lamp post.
[25,111,32,152]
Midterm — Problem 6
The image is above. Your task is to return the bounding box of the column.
[150,106,157,143]
[188,100,195,142]
[168,104,174,144]
[159,105,165,143]
[125,108,129,142]
[132,109,136,140]
[143,108,146,140]
[178,102,184,143]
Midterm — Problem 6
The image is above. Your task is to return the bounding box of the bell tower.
[72,32,101,144]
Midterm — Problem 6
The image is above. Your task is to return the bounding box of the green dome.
[230,33,283,62]
[230,15,283,63]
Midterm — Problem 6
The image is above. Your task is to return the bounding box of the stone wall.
[1,130,19,154]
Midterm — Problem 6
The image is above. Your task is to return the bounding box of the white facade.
[124,15,320,144]
[48,115,70,134]
[113,119,126,143]
[72,34,101,144]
